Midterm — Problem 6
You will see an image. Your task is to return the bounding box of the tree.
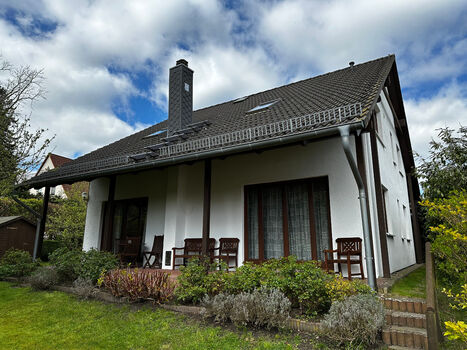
[47,182,88,250]
[416,126,467,200]
[0,58,53,196]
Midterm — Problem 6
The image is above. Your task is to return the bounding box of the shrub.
[321,294,385,347]
[78,249,118,284]
[325,275,374,302]
[102,268,174,303]
[40,240,62,261]
[0,248,38,278]
[49,248,118,284]
[72,277,97,299]
[421,191,467,289]
[49,247,83,282]
[27,266,59,290]
[202,287,291,329]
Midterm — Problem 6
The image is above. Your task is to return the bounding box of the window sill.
[386,232,395,238]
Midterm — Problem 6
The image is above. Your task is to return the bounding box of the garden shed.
[0,216,36,258]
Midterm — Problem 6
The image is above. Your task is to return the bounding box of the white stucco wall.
[374,91,416,273]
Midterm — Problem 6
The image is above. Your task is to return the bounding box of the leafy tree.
[0,58,53,196]
[416,126,467,200]
[47,182,88,250]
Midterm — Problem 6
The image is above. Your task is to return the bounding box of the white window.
[184,83,190,92]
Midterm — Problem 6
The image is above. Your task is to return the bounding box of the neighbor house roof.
[0,216,35,227]
[22,55,396,189]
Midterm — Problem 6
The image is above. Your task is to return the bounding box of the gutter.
[22,121,366,189]
[338,125,377,290]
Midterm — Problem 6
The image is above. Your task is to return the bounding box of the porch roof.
[21,55,395,189]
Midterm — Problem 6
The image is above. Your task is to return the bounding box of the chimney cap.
[349,61,355,67]
[176,59,188,66]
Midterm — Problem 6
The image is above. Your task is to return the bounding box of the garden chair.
[323,237,364,280]
[143,235,164,269]
[117,236,142,266]
[172,238,216,270]
[212,238,240,271]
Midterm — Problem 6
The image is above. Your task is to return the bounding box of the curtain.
[286,182,312,260]
[262,185,284,259]
[247,188,259,259]
[312,179,330,261]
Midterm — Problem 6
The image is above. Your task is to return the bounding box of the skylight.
[233,96,248,103]
[247,100,279,113]
[144,129,167,138]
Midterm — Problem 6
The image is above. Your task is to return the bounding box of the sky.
[0,0,466,161]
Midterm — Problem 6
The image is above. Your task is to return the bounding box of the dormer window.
[247,99,280,113]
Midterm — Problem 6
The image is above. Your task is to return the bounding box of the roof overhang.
[19,120,366,190]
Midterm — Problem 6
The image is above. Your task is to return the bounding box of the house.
[0,216,37,257]
[29,153,73,198]
[21,55,423,283]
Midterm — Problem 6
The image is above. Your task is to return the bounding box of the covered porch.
[82,136,379,281]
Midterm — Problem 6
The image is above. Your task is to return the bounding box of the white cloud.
[405,83,467,159]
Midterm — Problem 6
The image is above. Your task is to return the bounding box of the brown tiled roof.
[22,55,396,188]
[49,154,72,168]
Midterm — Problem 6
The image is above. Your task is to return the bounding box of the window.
[402,205,407,239]
[247,99,280,113]
[144,129,167,138]
[184,83,190,92]
[101,197,148,255]
[233,96,248,103]
[245,177,331,262]
[381,186,389,235]
[390,131,396,164]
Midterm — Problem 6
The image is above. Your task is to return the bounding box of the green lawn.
[0,282,299,350]
[390,266,426,299]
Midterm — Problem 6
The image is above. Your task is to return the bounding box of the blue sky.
[0,0,466,159]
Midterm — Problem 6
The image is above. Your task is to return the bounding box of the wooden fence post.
[425,241,443,349]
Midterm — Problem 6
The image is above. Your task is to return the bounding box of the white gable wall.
[29,156,68,198]
[374,91,416,273]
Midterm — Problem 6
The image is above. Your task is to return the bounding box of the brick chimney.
[168,59,193,135]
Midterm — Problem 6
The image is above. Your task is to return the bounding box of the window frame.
[243,176,332,263]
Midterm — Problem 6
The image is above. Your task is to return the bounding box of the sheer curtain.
[262,185,284,259]
[286,182,312,260]
[247,188,259,259]
[312,179,330,261]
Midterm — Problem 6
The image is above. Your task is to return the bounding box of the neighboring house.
[21,55,423,279]
[30,153,73,198]
[0,216,36,257]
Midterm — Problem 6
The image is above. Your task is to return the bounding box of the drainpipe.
[338,125,377,290]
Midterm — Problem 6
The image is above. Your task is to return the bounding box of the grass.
[0,282,300,350]
[390,266,426,299]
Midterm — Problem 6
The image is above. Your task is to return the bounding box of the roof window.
[233,96,248,103]
[247,99,280,113]
[144,129,167,139]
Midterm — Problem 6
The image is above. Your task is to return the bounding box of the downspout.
[11,196,42,261]
[338,125,377,290]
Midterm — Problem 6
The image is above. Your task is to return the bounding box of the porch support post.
[37,186,50,259]
[102,176,116,251]
[201,159,212,256]
[338,125,377,291]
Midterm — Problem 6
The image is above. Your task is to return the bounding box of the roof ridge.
[193,54,395,113]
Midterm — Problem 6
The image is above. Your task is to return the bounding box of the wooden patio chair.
[323,237,364,280]
[143,235,164,269]
[212,238,240,271]
[172,238,216,270]
[116,236,142,266]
